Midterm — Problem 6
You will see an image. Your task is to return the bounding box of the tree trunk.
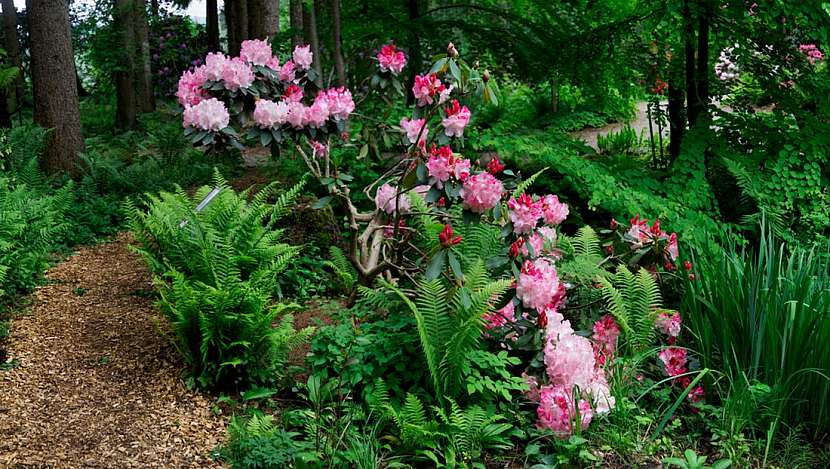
[227,0,248,55]
[290,0,304,47]
[133,0,155,113]
[150,0,158,17]
[683,0,698,127]
[307,0,322,86]
[0,92,11,129]
[695,1,710,125]
[226,1,236,54]
[248,0,279,40]
[667,77,685,160]
[26,0,84,175]
[206,0,219,51]
[550,74,559,113]
[114,0,137,130]
[406,0,421,104]
[330,0,345,86]
[1,0,23,111]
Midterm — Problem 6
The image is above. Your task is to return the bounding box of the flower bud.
[482,69,490,83]
[447,42,459,57]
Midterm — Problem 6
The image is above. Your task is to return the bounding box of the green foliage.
[557,226,606,284]
[222,411,314,468]
[596,124,644,156]
[663,449,732,469]
[598,266,664,354]
[321,246,357,293]
[682,225,830,433]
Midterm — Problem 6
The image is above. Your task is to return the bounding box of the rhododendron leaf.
[416,163,428,183]
[311,197,331,210]
[486,256,508,270]
[430,57,448,74]
[339,173,354,182]
[425,250,446,280]
[459,287,472,309]
[448,60,461,83]
[370,74,380,88]
[462,210,479,225]
[500,223,514,238]
[221,127,238,136]
[260,132,273,146]
[425,187,441,203]
[183,126,196,136]
[401,168,417,190]
[203,133,215,145]
[358,144,369,160]
[271,129,283,142]
[492,203,502,221]
[319,177,335,185]
[192,130,208,142]
[437,133,450,145]
[448,250,463,280]
[502,169,514,177]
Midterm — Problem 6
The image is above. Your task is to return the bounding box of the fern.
[598,265,667,353]
[512,167,547,198]
[322,245,357,292]
[558,226,606,284]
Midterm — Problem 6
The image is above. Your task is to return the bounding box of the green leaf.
[242,387,277,401]
[448,250,463,280]
[426,250,447,280]
[312,196,332,209]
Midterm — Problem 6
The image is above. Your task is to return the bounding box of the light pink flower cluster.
[537,384,593,436]
[508,194,542,234]
[442,99,471,137]
[400,117,428,146]
[541,195,569,225]
[715,47,739,81]
[279,60,296,81]
[377,44,407,75]
[176,67,208,107]
[203,52,228,80]
[426,146,470,186]
[375,183,411,215]
[182,98,229,131]
[655,311,681,338]
[460,172,504,213]
[293,44,314,70]
[221,58,255,91]
[324,87,355,121]
[240,39,273,66]
[799,44,824,64]
[516,258,560,311]
[412,74,446,106]
[252,99,289,128]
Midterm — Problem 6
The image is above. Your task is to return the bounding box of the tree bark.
[667,77,685,160]
[227,0,248,55]
[330,0,345,86]
[206,0,220,51]
[133,0,155,113]
[113,0,137,130]
[26,0,84,175]
[307,0,323,86]
[290,0,304,47]
[694,1,710,125]
[683,0,698,127]
[1,0,23,111]
[406,0,421,104]
[226,0,236,54]
[150,0,158,17]
[248,0,279,40]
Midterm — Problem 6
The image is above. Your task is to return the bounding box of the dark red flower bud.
[683,260,693,271]
[439,224,462,247]
[610,218,619,229]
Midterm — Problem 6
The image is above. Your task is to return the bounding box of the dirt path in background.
[0,233,225,468]
[571,101,667,151]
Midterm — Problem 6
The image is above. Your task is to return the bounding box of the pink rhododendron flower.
[203,52,228,81]
[377,44,407,75]
[265,55,280,70]
[293,44,314,70]
[460,172,504,213]
[591,314,620,365]
[587,374,616,414]
[658,347,688,377]
[541,195,569,225]
[442,99,471,137]
[545,331,596,391]
[221,58,255,91]
[279,60,297,82]
[426,146,469,186]
[310,140,329,158]
[439,84,454,104]
[688,385,705,403]
[325,87,355,121]
[508,194,542,234]
[800,44,824,64]
[375,183,410,215]
[666,232,679,260]
[537,384,593,436]
[483,301,515,330]
[517,258,560,311]
[285,101,306,128]
[655,311,682,337]
[283,84,304,103]
[252,99,289,128]
[240,39,273,66]
[400,117,428,146]
[304,97,330,128]
[176,67,207,107]
[182,98,229,131]
[412,74,445,106]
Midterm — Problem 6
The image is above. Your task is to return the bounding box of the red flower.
[439,224,462,247]
[610,218,619,229]
[537,310,548,328]
[486,156,505,174]
[652,77,667,95]
[683,260,693,271]
[509,238,524,258]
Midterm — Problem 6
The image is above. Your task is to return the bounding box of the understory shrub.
[129,172,313,390]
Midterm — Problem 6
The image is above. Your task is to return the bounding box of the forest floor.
[572,101,666,150]
[0,233,225,468]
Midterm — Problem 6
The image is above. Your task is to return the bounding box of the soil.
[0,233,226,468]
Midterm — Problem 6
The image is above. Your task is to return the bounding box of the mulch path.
[0,233,226,468]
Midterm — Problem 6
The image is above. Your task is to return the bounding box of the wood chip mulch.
[0,233,226,468]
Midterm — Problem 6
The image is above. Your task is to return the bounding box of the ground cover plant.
[0,1,829,467]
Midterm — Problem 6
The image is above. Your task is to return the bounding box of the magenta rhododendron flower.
[666,232,679,260]
[483,301,515,330]
[591,314,620,365]
[252,99,289,128]
[279,60,297,82]
[324,87,355,121]
[412,74,445,106]
[655,311,681,337]
[426,146,469,186]
[375,183,410,215]
[221,58,255,91]
[310,140,329,158]
[442,99,471,137]
[377,44,407,75]
[460,172,503,213]
[517,258,560,311]
[400,117,427,146]
[183,98,229,131]
[541,194,569,225]
[283,84,304,103]
[800,44,824,64]
[508,194,542,234]
[240,39,273,66]
[658,347,688,377]
[293,44,314,70]
[537,384,593,436]
[176,67,207,107]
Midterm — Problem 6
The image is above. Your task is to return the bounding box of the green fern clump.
[222,411,313,469]
[130,172,313,390]
[598,265,666,354]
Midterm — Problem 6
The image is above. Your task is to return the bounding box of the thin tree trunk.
[206,0,220,51]
[667,77,685,160]
[695,1,710,125]
[114,0,137,130]
[26,0,84,175]
[1,0,23,111]
[0,92,11,128]
[133,0,155,113]
[550,73,559,113]
[683,0,699,127]
[290,0,304,47]
[307,0,322,86]
[406,0,421,104]
[248,0,279,39]
[330,0,345,86]
[150,0,158,16]
[226,1,236,54]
